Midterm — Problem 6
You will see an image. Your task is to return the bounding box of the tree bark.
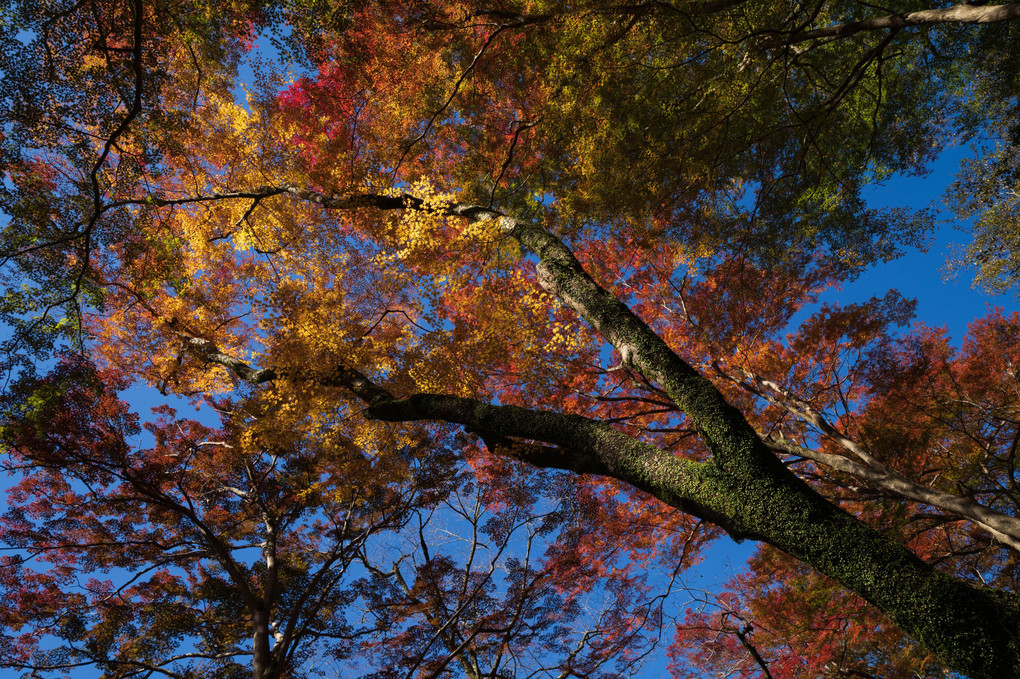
[182,190,1020,679]
[252,609,273,679]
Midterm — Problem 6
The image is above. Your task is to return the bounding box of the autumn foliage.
[3,0,1020,678]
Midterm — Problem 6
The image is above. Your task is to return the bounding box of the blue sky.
[824,145,1016,344]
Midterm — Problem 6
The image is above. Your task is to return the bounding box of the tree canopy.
[3,0,1020,677]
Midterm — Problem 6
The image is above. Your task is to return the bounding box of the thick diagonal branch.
[364,393,751,530]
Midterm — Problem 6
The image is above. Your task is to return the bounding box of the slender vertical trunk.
[254,512,279,679]
[252,609,273,679]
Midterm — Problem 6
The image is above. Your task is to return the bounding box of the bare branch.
[779,2,1020,45]
[765,435,1020,551]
